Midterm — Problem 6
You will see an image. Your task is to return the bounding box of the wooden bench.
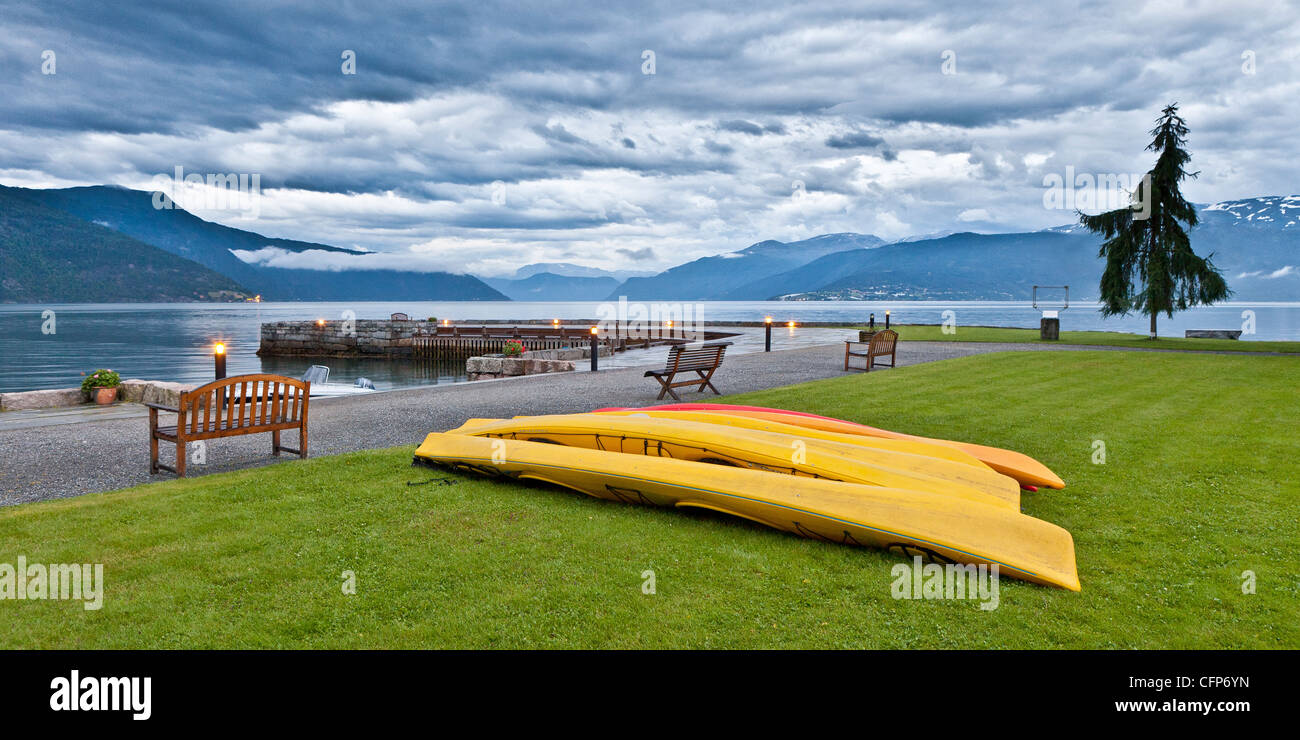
[390,312,410,321]
[148,374,310,477]
[844,329,898,371]
[644,341,731,400]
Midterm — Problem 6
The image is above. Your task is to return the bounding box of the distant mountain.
[483,272,622,301]
[0,186,252,303]
[13,185,506,301]
[613,232,885,300]
[775,231,1102,301]
[774,196,1300,301]
[511,262,652,282]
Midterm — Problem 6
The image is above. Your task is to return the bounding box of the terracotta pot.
[93,387,119,405]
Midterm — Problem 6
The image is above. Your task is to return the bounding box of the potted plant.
[502,339,526,357]
[81,368,122,405]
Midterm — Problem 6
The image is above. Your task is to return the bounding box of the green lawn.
[1,351,1296,648]
[888,323,1300,353]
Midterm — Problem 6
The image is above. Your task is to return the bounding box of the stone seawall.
[465,346,611,381]
[258,320,429,357]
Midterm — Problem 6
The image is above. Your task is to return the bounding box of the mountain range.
[614,233,887,300]
[2,185,505,302]
[1,187,250,302]
[616,198,1299,302]
[2,183,1296,303]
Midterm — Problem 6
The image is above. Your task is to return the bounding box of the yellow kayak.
[413,433,1080,590]
[595,403,1066,490]
[449,414,1021,508]
[593,408,990,469]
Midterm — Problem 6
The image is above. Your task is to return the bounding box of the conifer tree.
[1079,104,1230,338]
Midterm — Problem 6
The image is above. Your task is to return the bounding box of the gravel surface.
[0,340,1260,505]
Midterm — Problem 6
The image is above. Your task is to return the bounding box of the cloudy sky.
[2,0,1297,275]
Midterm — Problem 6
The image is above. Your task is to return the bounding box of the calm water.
[1,300,1295,392]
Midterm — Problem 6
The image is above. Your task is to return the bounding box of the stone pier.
[258,320,429,357]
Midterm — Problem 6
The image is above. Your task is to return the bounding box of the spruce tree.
[1079,104,1230,338]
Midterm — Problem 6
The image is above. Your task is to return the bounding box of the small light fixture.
[764,316,772,324]
[590,325,599,335]
[787,321,796,328]
[316,319,325,327]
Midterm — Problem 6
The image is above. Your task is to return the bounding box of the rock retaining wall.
[464,346,611,381]
[259,320,429,357]
[0,380,194,411]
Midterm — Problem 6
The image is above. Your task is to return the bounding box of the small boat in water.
[300,365,378,397]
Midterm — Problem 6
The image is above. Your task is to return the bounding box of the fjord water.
[1,301,1295,392]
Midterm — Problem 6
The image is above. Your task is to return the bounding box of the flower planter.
[92,387,119,405]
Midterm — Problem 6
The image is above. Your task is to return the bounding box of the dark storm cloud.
[718,120,766,135]
[826,131,885,149]
[0,0,1297,269]
[617,247,656,261]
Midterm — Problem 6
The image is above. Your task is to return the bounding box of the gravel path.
[0,340,1275,505]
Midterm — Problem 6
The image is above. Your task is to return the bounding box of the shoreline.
[5,339,1297,506]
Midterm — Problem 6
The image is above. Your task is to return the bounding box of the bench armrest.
[145,403,179,412]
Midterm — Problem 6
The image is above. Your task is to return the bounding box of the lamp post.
[885,311,891,331]
[589,326,599,371]
[214,342,227,410]
[764,316,772,352]
[869,313,876,331]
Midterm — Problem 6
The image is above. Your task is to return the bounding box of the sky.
[2,0,1297,276]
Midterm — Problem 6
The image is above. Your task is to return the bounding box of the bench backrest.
[868,329,898,354]
[664,342,731,373]
[391,312,410,320]
[176,374,310,435]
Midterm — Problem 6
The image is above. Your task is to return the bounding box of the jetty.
[258,319,739,359]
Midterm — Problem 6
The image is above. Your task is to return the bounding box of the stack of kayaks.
[412,403,1079,590]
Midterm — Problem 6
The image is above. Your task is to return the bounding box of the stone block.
[143,381,195,408]
[0,387,85,410]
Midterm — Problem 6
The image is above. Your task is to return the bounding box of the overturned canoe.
[591,408,989,469]
[449,413,1020,509]
[413,433,1080,590]
[593,403,1066,490]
